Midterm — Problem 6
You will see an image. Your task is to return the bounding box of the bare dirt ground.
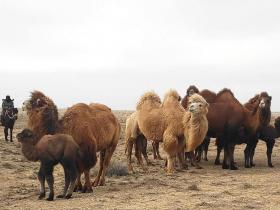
[0,110,280,210]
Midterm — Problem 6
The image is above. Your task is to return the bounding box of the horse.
[1,108,18,142]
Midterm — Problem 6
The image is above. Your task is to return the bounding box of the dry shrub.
[106,160,128,177]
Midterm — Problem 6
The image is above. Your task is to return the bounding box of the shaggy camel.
[129,90,208,174]
[125,112,161,172]
[16,129,79,201]
[198,89,271,169]
[23,91,121,193]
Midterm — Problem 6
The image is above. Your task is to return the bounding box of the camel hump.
[136,91,161,110]
[89,103,111,112]
[163,89,181,103]
[199,89,217,103]
[217,88,234,96]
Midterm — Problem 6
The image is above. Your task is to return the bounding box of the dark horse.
[1,108,18,142]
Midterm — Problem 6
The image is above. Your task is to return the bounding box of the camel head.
[186,85,199,96]
[258,92,272,111]
[17,129,36,144]
[23,91,54,112]
[188,94,209,116]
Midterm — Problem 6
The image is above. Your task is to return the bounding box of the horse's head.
[5,108,18,120]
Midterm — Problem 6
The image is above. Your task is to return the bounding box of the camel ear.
[269,96,272,101]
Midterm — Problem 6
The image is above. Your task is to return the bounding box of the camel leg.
[166,154,175,175]
[38,164,46,199]
[249,140,258,167]
[92,150,105,187]
[228,143,238,170]
[45,164,55,201]
[155,142,162,160]
[222,145,229,169]
[82,170,93,193]
[195,145,202,162]
[203,137,210,161]
[126,139,134,173]
[65,162,78,199]
[136,136,150,167]
[74,172,83,192]
[152,141,157,159]
[57,167,70,198]
[98,145,117,186]
[188,151,202,169]
[215,138,223,165]
[244,144,251,168]
[266,140,275,167]
[177,151,188,170]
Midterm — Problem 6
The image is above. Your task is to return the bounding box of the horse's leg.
[4,127,8,141]
[266,139,275,167]
[10,127,13,142]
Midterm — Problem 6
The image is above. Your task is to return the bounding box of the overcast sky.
[0,0,279,111]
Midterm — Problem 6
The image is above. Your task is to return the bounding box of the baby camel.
[16,129,80,201]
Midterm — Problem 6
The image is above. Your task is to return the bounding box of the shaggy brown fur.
[16,129,79,201]
[134,90,208,174]
[23,91,121,193]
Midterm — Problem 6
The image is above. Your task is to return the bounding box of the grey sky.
[0,0,279,110]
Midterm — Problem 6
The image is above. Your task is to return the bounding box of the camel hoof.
[38,193,45,199]
[268,164,274,168]
[65,194,72,199]
[46,197,54,201]
[195,166,203,169]
[56,195,65,198]
[82,187,93,193]
[214,160,221,165]
[74,184,83,192]
[222,164,229,169]
[230,165,238,170]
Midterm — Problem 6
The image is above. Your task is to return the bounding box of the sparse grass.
[243,183,253,189]
[188,183,200,191]
[106,160,129,177]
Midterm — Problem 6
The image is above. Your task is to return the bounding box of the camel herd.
[15,86,279,201]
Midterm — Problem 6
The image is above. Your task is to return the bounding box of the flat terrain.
[0,110,280,210]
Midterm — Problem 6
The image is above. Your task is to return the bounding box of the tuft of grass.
[188,183,200,191]
[243,183,253,189]
[106,160,129,177]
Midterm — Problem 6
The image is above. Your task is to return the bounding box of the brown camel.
[23,91,121,193]
[16,129,79,201]
[198,88,271,169]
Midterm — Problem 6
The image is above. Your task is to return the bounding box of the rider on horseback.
[1,95,14,125]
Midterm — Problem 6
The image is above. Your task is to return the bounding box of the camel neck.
[21,142,39,162]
